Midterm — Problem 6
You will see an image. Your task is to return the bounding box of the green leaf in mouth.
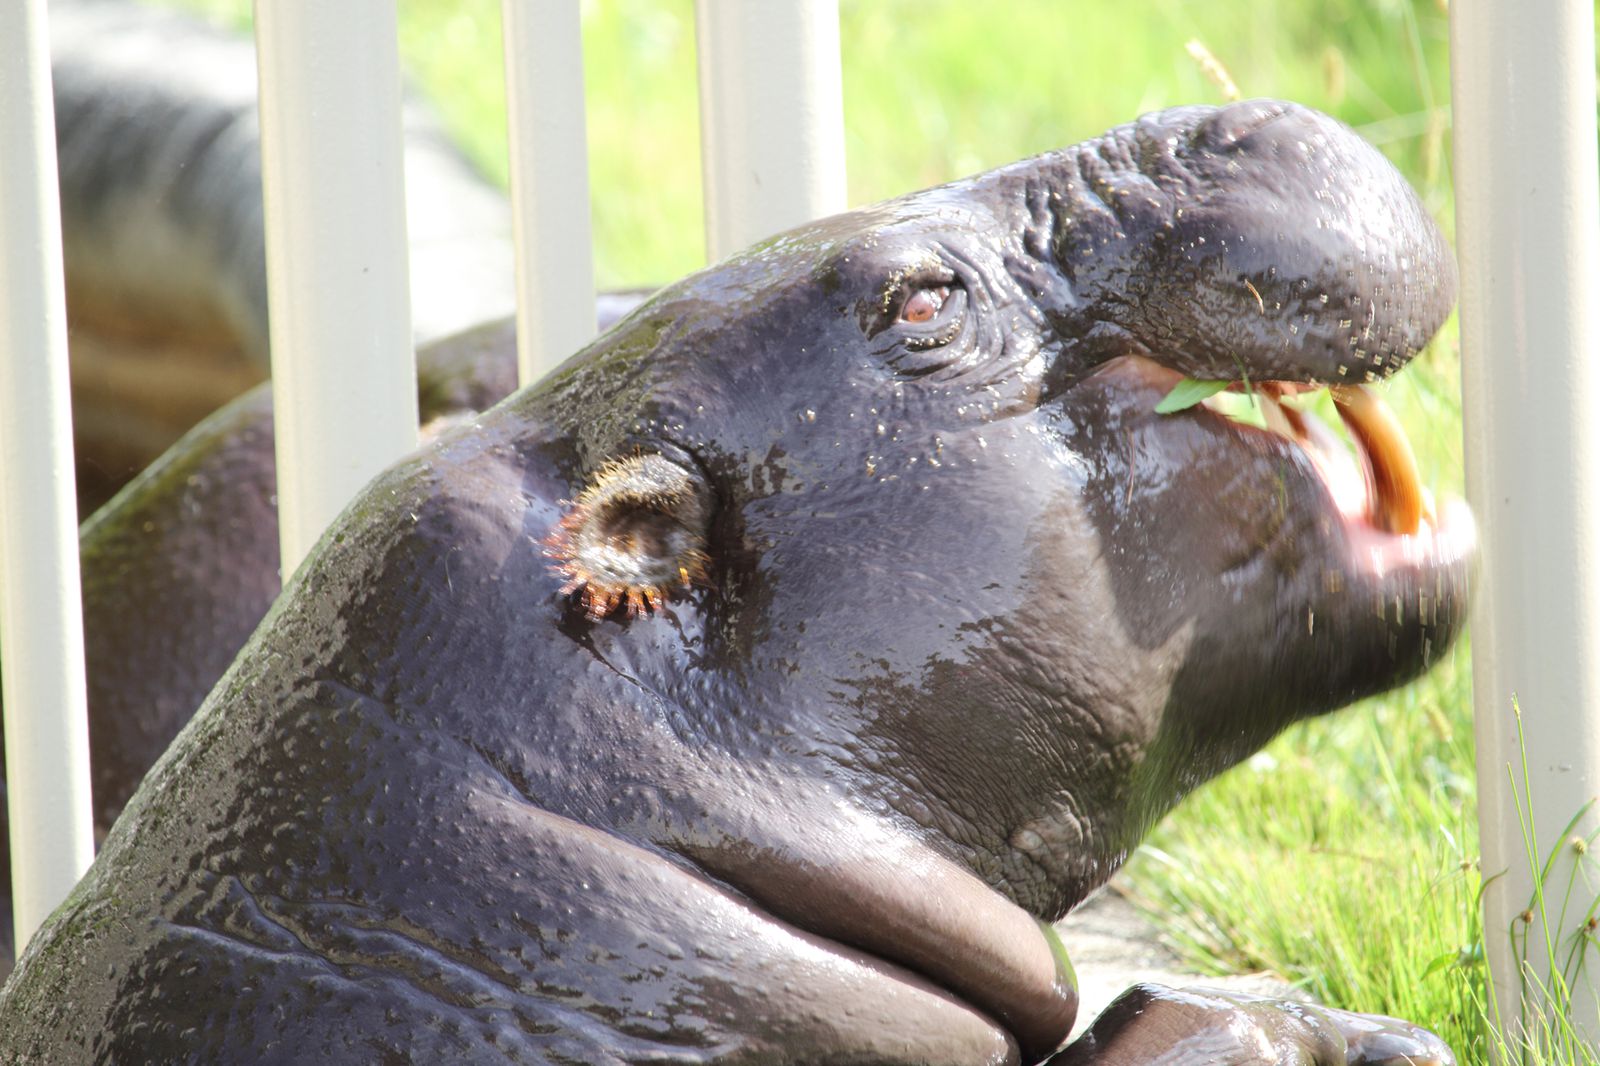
[1154,378,1233,414]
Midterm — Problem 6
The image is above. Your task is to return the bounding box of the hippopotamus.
[0,87,1471,1061]
[48,0,521,512]
[0,0,652,962]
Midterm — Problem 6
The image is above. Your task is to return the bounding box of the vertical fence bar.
[502,1,597,387]
[1453,0,1600,1046]
[694,0,846,261]
[254,0,419,575]
[0,0,96,949]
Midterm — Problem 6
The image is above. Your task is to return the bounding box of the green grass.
[1126,650,1487,1056]
[1127,675,1600,1066]
[143,1,1593,1061]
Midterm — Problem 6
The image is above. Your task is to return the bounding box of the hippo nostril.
[1195,98,1295,151]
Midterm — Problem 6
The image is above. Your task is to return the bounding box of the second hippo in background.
[0,297,649,971]
[50,0,521,510]
[2,98,1470,1064]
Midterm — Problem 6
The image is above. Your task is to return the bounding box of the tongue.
[1330,385,1427,535]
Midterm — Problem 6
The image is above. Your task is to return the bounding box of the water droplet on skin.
[1012,828,1045,851]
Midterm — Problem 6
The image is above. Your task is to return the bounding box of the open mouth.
[1200,379,1475,575]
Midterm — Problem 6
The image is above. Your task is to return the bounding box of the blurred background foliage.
[166,0,1455,288]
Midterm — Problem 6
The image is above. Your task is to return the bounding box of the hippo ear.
[545,453,712,619]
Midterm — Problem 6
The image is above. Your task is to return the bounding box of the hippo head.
[501,98,1468,906]
[2,100,1470,1065]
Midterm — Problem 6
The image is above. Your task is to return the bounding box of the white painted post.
[502,1,598,387]
[1453,0,1600,1046]
[0,0,96,949]
[694,0,847,261]
[254,1,419,575]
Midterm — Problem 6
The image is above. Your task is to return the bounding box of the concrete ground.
[1055,887,1304,1036]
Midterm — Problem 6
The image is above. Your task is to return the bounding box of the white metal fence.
[0,0,1596,1048]
[1454,0,1600,1041]
[256,1,420,575]
[0,0,95,952]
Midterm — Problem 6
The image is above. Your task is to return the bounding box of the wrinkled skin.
[2,0,640,959]
[0,101,1471,1063]
[0,307,648,968]
[1054,985,1453,1066]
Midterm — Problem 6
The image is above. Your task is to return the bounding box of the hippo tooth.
[1331,384,1427,535]
[1208,384,1367,520]
[1256,386,1296,439]
[1256,383,1306,441]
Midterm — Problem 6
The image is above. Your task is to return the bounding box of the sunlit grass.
[1125,650,1488,1057]
[1128,677,1600,1066]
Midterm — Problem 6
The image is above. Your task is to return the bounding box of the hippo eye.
[898,285,950,324]
[862,269,971,374]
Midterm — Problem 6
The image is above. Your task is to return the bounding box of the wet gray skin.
[0,100,1471,1064]
[0,306,640,971]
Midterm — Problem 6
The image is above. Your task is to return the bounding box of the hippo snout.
[1042,98,1454,387]
[0,98,1468,1065]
